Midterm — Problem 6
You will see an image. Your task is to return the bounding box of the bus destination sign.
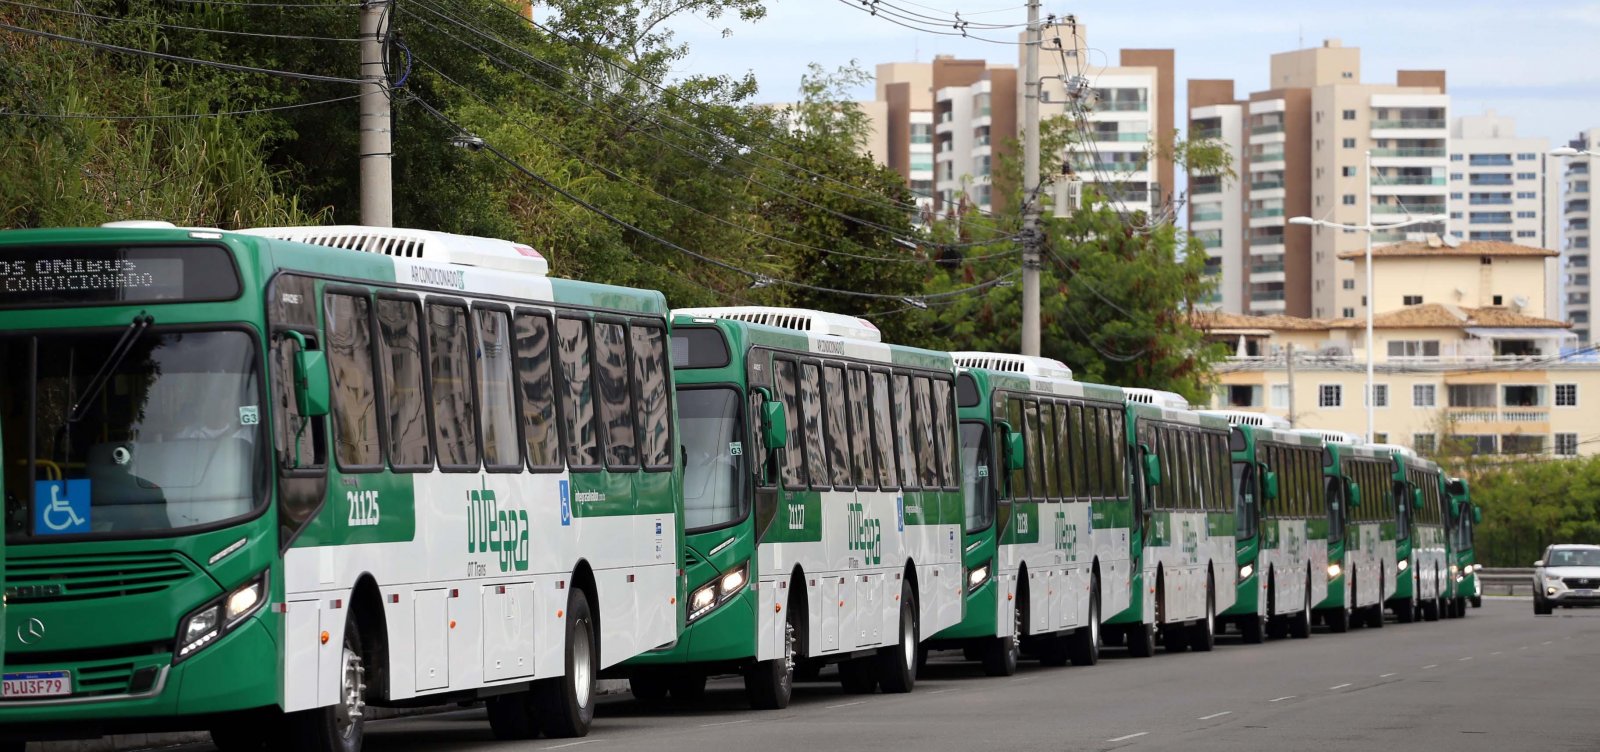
[0,245,241,309]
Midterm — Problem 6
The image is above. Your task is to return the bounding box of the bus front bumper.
[0,615,278,740]
[624,589,757,668]
[931,579,999,642]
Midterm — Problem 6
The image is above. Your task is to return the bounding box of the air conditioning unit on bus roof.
[673,306,881,343]
[239,226,549,277]
[1124,387,1190,410]
[1368,442,1416,459]
[1294,428,1363,445]
[1197,409,1291,430]
[951,351,1073,381]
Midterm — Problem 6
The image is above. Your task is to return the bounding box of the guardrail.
[1478,567,1534,596]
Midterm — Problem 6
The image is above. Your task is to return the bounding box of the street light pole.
[1365,149,1375,443]
[1020,0,1042,356]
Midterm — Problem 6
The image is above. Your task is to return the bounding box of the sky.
[659,0,1600,147]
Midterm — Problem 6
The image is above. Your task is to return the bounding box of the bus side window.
[823,364,852,489]
[1039,402,1060,501]
[1005,397,1027,499]
[377,297,433,471]
[893,373,919,490]
[870,370,898,490]
[1067,404,1086,499]
[1099,409,1118,498]
[773,359,805,490]
[512,311,562,471]
[912,376,940,490]
[933,379,958,491]
[428,302,480,471]
[594,321,637,470]
[1111,409,1128,498]
[476,307,522,472]
[848,369,876,489]
[325,291,383,471]
[1023,399,1044,501]
[630,322,673,471]
[556,316,600,470]
[800,362,828,489]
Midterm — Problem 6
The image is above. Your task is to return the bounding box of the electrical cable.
[832,0,1027,44]
[0,21,366,85]
[0,93,364,120]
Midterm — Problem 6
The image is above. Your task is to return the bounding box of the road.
[215,598,1600,751]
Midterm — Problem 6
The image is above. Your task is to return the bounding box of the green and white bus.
[1302,431,1392,631]
[925,353,1131,674]
[1206,412,1327,643]
[1446,476,1482,615]
[0,224,684,750]
[1372,444,1450,622]
[1109,390,1238,656]
[622,307,963,707]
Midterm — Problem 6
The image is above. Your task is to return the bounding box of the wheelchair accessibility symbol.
[35,480,91,535]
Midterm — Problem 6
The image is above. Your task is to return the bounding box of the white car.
[1533,544,1600,615]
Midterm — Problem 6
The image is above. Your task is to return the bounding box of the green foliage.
[1467,455,1600,566]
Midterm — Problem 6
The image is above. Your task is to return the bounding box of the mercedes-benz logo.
[16,617,45,645]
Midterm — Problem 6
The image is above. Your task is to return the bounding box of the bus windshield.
[960,422,992,532]
[2,329,267,540]
[678,387,745,531]
[1231,461,1257,540]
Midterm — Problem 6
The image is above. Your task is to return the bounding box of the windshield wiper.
[67,313,154,423]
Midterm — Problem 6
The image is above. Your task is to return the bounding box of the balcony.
[1373,118,1447,129]
[1448,409,1550,424]
[1374,203,1446,215]
[1075,161,1147,173]
[1098,100,1150,112]
[1469,196,1512,205]
[1373,175,1445,186]
[1470,175,1515,186]
[1250,260,1285,275]
[1191,182,1223,195]
[1192,208,1224,223]
[1250,290,1286,302]
[1191,127,1223,140]
[1249,235,1286,246]
[1251,180,1285,191]
[1253,151,1285,163]
[1249,208,1286,218]
[1371,147,1447,158]
[1094,131,1150,142]
[1251,123,1284,135]
[1468,155,1514,167]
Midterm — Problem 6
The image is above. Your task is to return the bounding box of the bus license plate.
[2,671,71,699]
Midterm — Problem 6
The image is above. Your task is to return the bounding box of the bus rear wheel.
[1188,580,1215,652]
[745,619,795,709]
[534,589,597,738]
[1289,577,1312,639]
[875,581,919,693]
[1068,575,1102,666]
[282,614,368,752]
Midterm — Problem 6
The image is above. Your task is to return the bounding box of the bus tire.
[839,657,878,693]
[744,618,795,709]
[1126,622,1156,658]
[535,589,597,738]
[1188,578,1216,652]
[983,598,1021,676]
[1289,576,1312,639]
[1067,575,1102,666]
[1534,595,1552,616]
[282,614,367,752]
[1422,592,1441,622]
[1239,613,1265,645]
[876,581,919,693]
[628,673,670,704]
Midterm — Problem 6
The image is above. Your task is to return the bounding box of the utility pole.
[1285,343,1296,427]
[1020,0,1042,356]
[360,0,393,227]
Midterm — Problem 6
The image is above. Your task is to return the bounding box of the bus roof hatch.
[241,226,549,276]
[951,351,1073,381]
[673,306,881,343]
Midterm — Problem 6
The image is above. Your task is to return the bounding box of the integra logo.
[467,478,530,572]
[847,501,882,566]
[409,264,467,290]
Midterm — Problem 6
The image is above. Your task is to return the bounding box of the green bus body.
[1447,477,1479,612]
[0,226,684,745]
[1312,439,1397,629]
[1379,445,1451,621]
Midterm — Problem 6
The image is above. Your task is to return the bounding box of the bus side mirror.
[759,393,787,449]
[1346,480,1362,508]
[287,332,330,418]
[1472,505,1482,525]
[1140,445,1161,487]
[999,422,1025,472]
[1412,488,1425,511]
[1263,470,1280,502]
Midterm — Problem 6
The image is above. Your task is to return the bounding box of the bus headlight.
[1238,564,1254,582]
[968,562,991,592]
[1327,563,1342,580]
[176,570,269,664]
[1397,559,1409,573]
[688,562,749,623]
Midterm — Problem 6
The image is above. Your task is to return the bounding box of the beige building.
[1188,40,1449,319]
[1199,238,1589,458]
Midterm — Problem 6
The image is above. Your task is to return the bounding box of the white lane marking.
[1106,732,1149,743]
[1329,683,1352,690]
[826,701,866,709]
[1380,673,1398,678]
[1422,664,1438,670]
[1269,696,1295,703]
[548,742,602,750]
[1490,651,1502,656]
[1542,640,1553,645]
[699,720,750,728]
[1459,657,1473,662]
[1198,711,1232,720]
[1519,646,1528,650]
[928,688,958,695]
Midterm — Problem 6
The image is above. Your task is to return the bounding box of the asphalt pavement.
[188,597,1600,752]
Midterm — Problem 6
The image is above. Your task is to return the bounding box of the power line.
[832,0,1027,44]
[0,0,362,42]
[0,93,364,120]
[161,0,359,6]
[0,21,365,85]
[411,97,1020,303]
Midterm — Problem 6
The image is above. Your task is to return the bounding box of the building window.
[1450,192,1463,199]
[1518,191,1537,199]
[1389,340,1441,358]
[1556,383,1578,407]
[1516,210,1536,218]
[1366,384,1389,408]
[1556,433,1579,456]
[1414,433,1437,454]
[1342,307,1355,318]
[1270,384,1290,409]
[1342,109,1357,120]
[1413,383,1436,407]
[1343,138,1357,149]
[1450,154,1463,161]
[1342,166,1357,177]
[1450,173,1464,181]
[1373,433,1389,444]
[1517,172,1537,180]
[1319,384,1342,408]
[1342,278,1355,290]
[1518,230,1537,238]
[1343,194,1357,206]
[1403,295,1423,306]
[1518,153,1537,161]
[1451,435,1498,454]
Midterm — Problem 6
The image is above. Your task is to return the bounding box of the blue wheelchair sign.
[558,480,571,527]
[35,480,91,535]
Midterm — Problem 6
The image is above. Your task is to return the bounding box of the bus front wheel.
[744,619,795,709]
[282,614,367,752]
[534,589,598,738]
[981,600,1020,676]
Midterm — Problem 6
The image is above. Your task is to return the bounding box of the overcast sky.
[662,0,1600,146]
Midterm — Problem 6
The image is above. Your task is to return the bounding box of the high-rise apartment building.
[933,66,1017,215]
[1188,80,1246,312]
[1446,112,1561,320]
[874,58,1018,215]
[1561,128,1599,344]
[1187,40,1448,319]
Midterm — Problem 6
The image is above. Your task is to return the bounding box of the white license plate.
[1577,589,1597,597]
[2,671,71,699]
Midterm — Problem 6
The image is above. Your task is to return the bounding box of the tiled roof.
[1336,239,1558,260]
[1193,310,1332,331]
[1326,304,1570,329]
